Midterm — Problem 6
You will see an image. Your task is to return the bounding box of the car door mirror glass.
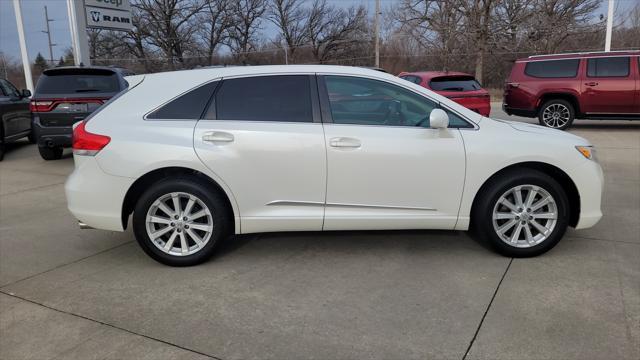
[429,109,449,129]
[20,89,31,98]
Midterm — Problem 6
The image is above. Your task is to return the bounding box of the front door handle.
[585,82,599,86]
[329,137,361,148]
[202,131,234,143]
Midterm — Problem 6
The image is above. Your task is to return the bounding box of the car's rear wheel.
[132,177,232,266]
[38,146,63,160]
[538,99,574,130]
[472,169,569,257]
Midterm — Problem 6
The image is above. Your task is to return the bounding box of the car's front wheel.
[132,177,232,266]
[472,169,569,257]
[538,99,574,130]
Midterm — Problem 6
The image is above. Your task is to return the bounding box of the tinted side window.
[215,75,312,122]
[524,59,579,78]
[0,80,19,97]
[401,75,421,84]
[148,81,218,120]
[324,76,472,128]
[587,57,630,77]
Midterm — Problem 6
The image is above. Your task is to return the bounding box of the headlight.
[576,146,597,161]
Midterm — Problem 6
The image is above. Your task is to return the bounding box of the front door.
[194,74,327,234]
[318,75,467,231]
[582,56,636,114]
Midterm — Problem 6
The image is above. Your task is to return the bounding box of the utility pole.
[12,0,34,92]
[605,0,614,52]
[42,6,57,65]
[374,0,380,68]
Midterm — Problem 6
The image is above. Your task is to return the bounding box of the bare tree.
[269,0,308,62]
[527,0,602,53]
[459,0,496,83]
[228,0,268,64]
[395,0,465,72]
[196,0,233,66]
[132,0,205,69]
[307,0,368,63]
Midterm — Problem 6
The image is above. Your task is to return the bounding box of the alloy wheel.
[492,184,558,248]
[145,192,214,256]
[541,103,571,128]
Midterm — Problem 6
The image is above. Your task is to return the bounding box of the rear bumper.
[502,104,537,118]
[32,117,74,148]
[65,155,134,232]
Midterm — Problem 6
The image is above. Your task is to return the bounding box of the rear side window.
[36,70,120,94]
[147,81,218,120]
[400,75,421,84]
[587,57,630,77]
[429,76,481,91]
[524,59,579,78]
[214,75,312,122]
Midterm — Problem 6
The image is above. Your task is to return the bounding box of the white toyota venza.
[65,66,603,266]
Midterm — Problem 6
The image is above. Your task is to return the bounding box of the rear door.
[582,56,636,114]
[194,74,327,234]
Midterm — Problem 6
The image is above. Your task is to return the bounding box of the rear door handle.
[585,82,599,86]
[202,131,234,143]
[329,137,361,148]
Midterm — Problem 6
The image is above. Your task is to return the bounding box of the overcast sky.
[0,0,631,64]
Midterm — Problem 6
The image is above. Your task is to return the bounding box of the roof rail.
[528,50,640,58]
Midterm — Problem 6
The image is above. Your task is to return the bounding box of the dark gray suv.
[0,78,33,161]
[31,66,132,160]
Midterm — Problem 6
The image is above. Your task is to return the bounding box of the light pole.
[605,0,614,52]
[374,0,380,67]
[12,0,34,92]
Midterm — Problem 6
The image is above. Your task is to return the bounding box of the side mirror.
[429,109,449,129]
[20,89,31,98]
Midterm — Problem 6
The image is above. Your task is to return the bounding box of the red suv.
[398,71,491,116]
[503,50,640,129]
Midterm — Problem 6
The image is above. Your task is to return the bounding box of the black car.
[0,79,33,161]
[31,66,132,160]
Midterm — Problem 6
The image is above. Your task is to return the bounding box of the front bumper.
[65,155,135,232]
[573,160,604,229]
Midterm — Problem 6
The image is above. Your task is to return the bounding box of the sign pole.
[12,0,34,92]
[67,0,91,66]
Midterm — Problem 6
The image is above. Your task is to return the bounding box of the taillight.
[72,121,110,156]
[30,98,106,112]
[30,100,53,112]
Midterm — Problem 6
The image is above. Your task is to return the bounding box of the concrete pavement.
[1,104,638,359]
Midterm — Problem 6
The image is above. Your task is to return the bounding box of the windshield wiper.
[74,89,102,92]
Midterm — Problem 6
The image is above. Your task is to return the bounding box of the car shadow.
[213,228,494,260]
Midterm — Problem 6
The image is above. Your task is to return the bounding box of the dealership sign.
[84,0,133,31]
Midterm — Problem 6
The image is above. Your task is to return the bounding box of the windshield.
[429,76,481,91]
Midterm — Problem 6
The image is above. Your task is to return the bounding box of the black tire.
[38,146,63,160]
[538,99,575,130]
[132,177,232,266]
[471,168,569,257]
[0,127,4,161]
[27,131,36,144]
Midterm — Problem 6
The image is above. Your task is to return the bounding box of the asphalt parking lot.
[1,104,639,360]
